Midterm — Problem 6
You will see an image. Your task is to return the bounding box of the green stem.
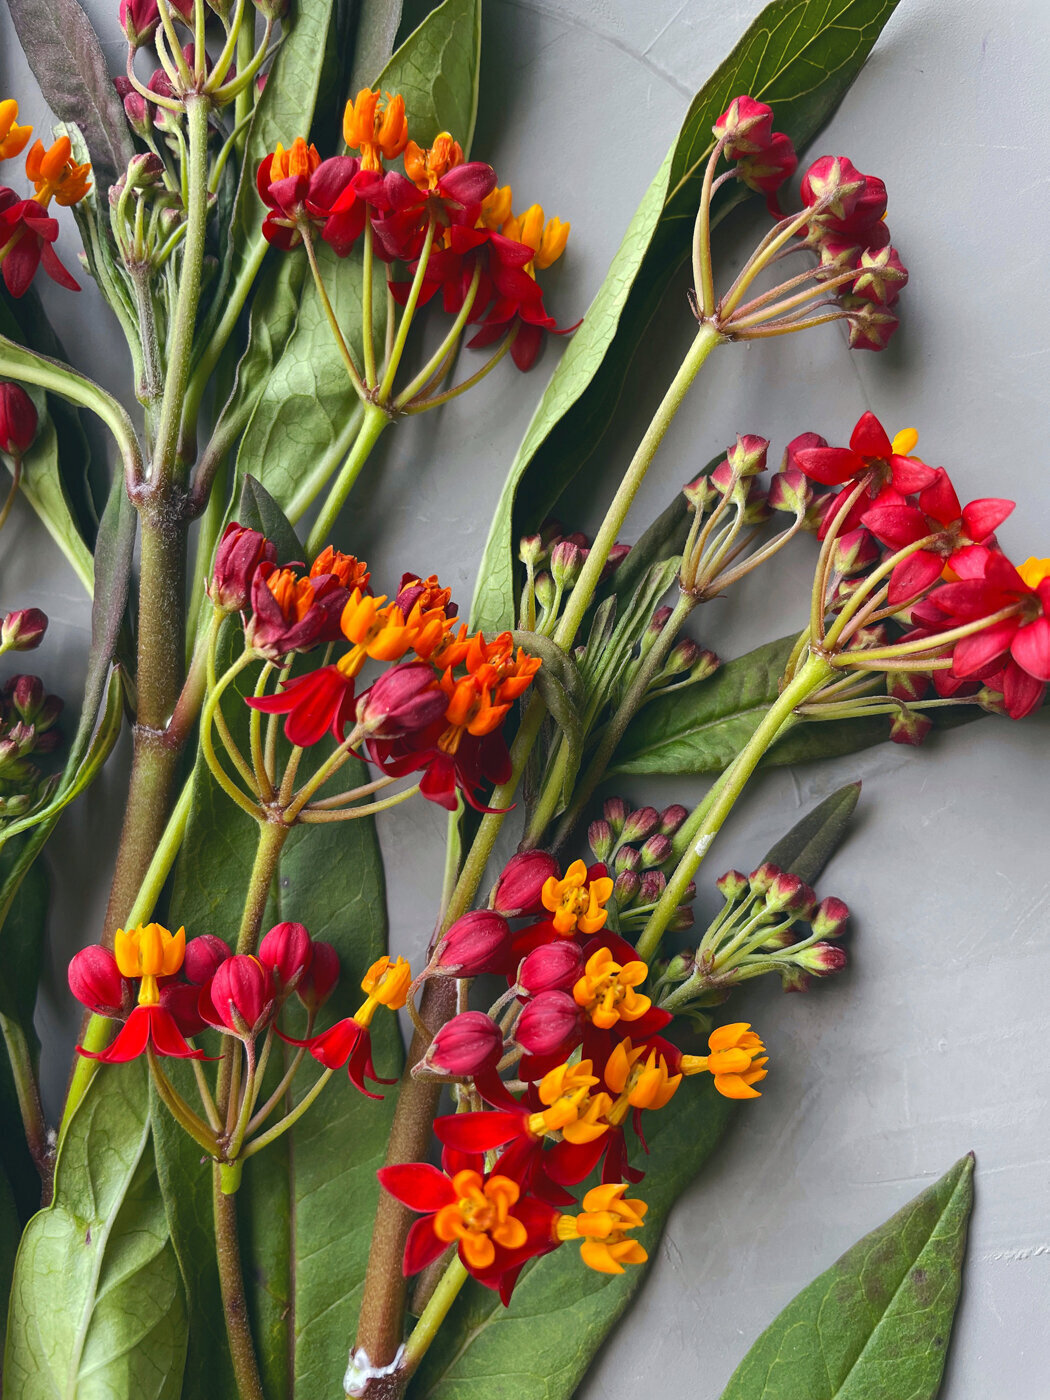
[305,402,389,556]
[0,1015,51,1190]
[240,1066,332,1158]
[213,1170,266,1400]
[398,1256,469,1381]
[635,651,833,963]
[302,225,367,401]
[378,219,435,403]
[362,219,377,388]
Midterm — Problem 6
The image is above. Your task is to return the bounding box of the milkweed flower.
[553,1182,648,1274]
[0,101,32,162]
[680,1022,769,1099]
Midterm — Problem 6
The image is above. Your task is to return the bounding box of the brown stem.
[213,1170,266,1400]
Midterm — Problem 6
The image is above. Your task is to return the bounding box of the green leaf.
[719,1153,974,1400]
[6,0,135,191]
[411,1079,732,1400]
[469,0,900,636]
[349,0,406,96]
[232,0,483,526]
[4,1063,188,1399]
[237,474,305,562]
[612,637,978,777]
[763,780,860,886]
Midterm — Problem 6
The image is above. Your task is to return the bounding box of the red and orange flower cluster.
[0,100,90,297]
[257,88,573,369]
[69,917,411,1096]
[210,522,541,810]
[379,851,768,1303]
[784,410,1046,722]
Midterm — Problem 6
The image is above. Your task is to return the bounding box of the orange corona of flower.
[525,1059,611,1144]
[553,1183,648,1275]
[404,131,464,190]
[340,590,414,670]
[310,546,370,592]
[680,1022,769,1100]
[268,137,321,183]
[604,1038,681,1122]
[0,100,32,162]
[502,203,570,272]
[573,947,651,1030]
[432,1170,527,1270]
[267,567,316,625]
[1018,557,1050,590]
[355,954,411,1024]
[479,184,513,231]
[25,136,91,207]
[342,89,408,171]
[114,923,186,1006]
[540,859,614,936]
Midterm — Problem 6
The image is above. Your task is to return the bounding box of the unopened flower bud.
[800,155,867,222]
[160,982,208,1037]
[207,954,274,1036]
[646,606,673,642]
[780,965,812,993]
[639,833,672,868]
[890,706,932,746]
[258,921,312,989]
[737,131,797,196]
[811,896,849,940]
[841,295,899,352]
[114,79,151,137]
[587,819,614,863]
[741,482,772,525]
[68,945,127,1016]
[637,869,666,904]
[794,942,847,975]
[816,236,862,278]
[517,941,585,997]
[726,433,769,479]
[518,533,544,567]
[602,796,629,835]
[492,850,560,917]
[1,608,47,652]
[613,869,641,907]
[888,672,928,703]
[423,1010,503,1076]
[209,522,277,613]
[550,540,584,589]
[668,905,695,933]
[852,245,908,306]
[125,151,166,191]
[713,95,774,156]
[765,871,816,917]
[831,527,879,576]
[683,474,716,514]
[119,0,160,47]
[297,940,340,1012]
[9,674,43,722]
[514,991,582,1057]
[658,805,688,837]
[768,466,814,517]
[183,934,231,984]
[433,910,512,977]
[621,806,659,844]
[601,543,631,581]
[0,382,37,458]
[613,844,641,875]
[534,571,555,611]
[716,869,749,902]
[356,662,447,738]
[748,862,781,897]
[663,950,695,982]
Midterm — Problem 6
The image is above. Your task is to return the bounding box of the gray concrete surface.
[1,0,1048,1395]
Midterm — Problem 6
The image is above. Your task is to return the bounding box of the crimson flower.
[279,1016,393,1098]
[77,1004,207,1063]
[0,191,79,297]
[246,663,356,748]
[257,140,367,254]
[794,412,937,538]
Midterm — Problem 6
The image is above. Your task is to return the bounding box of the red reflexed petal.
[791,446,862,486]
[887,551,946,606]
[622,1004,673,1038]
[916,468,961,525]
[378,1163,456,1211]
[860,503,929,549]
[544,1133,607,1186]
[403,1215,448,1275]
[1010,615,1050,682]
[848,411,893,458]
[433,1111,523,1152]
[147,1005,210,1059]
[76,1005,151,1062]
[1002,662,1045,719]
[511,323,543,371]
[439,162,497,206]
[961,498,1014,541]
[951,620,1018,677]
[888,455,937,492]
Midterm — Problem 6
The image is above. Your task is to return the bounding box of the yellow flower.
[433,1170,527,1270]
[503,203,570,272]
[343,89,408,171]
[0,100,32,162]
[269,137,321,182]
[572,946,651,1030]
[356,955,411,1025]
[404,131,463,191]
[113,923,186,1006]
[526,1059,611,1144]
[541,859,614,936]
[25,136,91,207]
[554,1182,648,1274]
[680,1021,768,1099]
[1018,557,1050,590]
[604,1038,681,1122]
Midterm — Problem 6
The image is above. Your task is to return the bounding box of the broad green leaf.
[470,0,900,635]
[719,1153,974,1400]
[4,1063,188,1399]
[232,0,483,528]
[411,1079,732,1400]
[238,474,305,561]
[612,637,977,777]
[350,0,406,96]
[763,780,860,886]
[0,1164,19,1358]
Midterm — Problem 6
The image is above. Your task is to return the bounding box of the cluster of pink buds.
[518,523,630,636]
[0,671,63,820]
[587,799,695,932]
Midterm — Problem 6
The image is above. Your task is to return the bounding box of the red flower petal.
[792,446,863,485]
[147,1005,210,1059]
[861,503,930,550]
[1010,614,1050,682]
[433,1110,523,1153]
[961,498,1014,542]
[403,1215,448,1275]
[1002,661,1045,718]
[849,411,893,458]
[887,551,946,606]
[951,619,1018,677]
[887,454,937,492]
[76,1004,151,1062]
[378,1162,456,1211]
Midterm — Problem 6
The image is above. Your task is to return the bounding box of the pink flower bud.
[811,897,850,940]
[206,955,274,1036]
[727,434,769,479]
[765,871,816,917]
[713,95,774,157]
[800,156,867,222]
[659,804,688,836]
[514,991,583,1057]
[613,844,641,875]
[297,940,340,1011]
[516,941,585,997]
[840,296,900,352]
[550,539,584,587]
[159,982,208,1037]
[0,383,37,457]
[9,674,43,722]
[119,0,159,47]
[1,609,47,652]
[639,833,671,867]
[356,662,447,738]
[433,911,513,977]
[68,945,126,1016]
[831,527,879,577]
[492,850,560,917]
[794,942,847,975]
[890,706,932,746]
[748,862,781,897]
[587,819,614,863]
[183,934,231,984]
[613,869,641,907]
[423,1011,503,1076]
[852,245,908,307]
[716,869,749,902]
[602,797,629,835]
[638,869,666,904]
[668,905,695,933]
[258,921,312,988]
[601,543,631,582]
[683,474,716,514]
[621,806,659,844]
[209,522,277,614]
[737,132,797,197]
[768,466,815,517]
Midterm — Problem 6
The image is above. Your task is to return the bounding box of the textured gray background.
[1,0,1048,1396]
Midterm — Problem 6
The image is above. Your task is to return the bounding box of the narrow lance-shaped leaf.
[470,0,901,636]
[763,780,861,886]
[719,1153,975,1400]
[7,0,135,192]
